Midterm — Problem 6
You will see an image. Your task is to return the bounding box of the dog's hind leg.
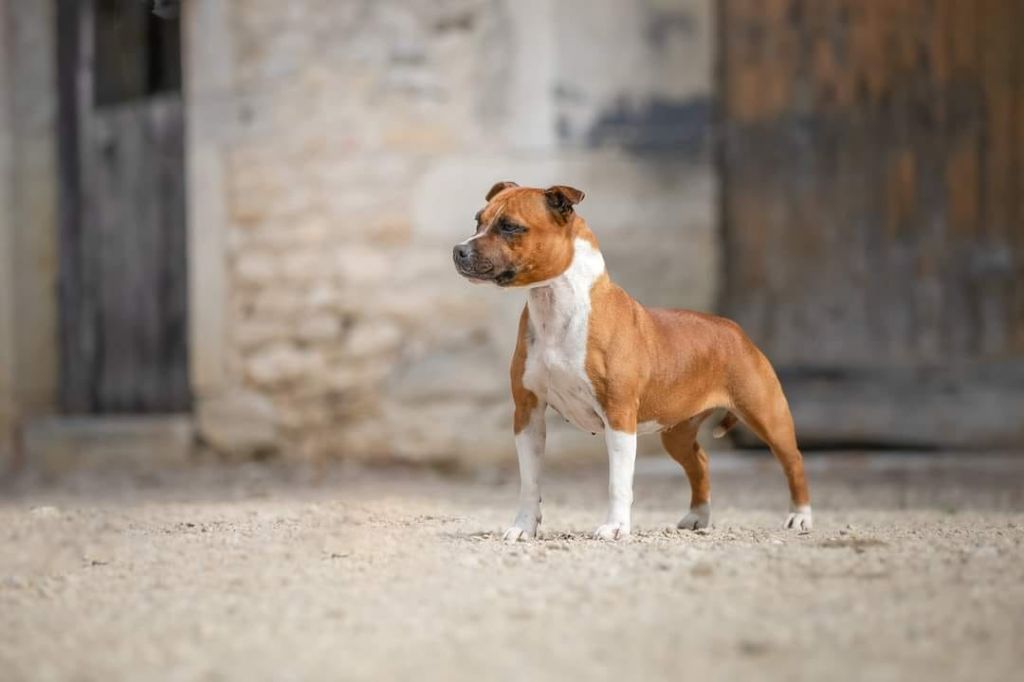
[661,415,712,530]
[731,356,812,530]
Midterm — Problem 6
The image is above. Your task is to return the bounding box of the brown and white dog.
[453,182,812,541]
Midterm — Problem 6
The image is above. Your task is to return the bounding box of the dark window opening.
[93,0,181,107]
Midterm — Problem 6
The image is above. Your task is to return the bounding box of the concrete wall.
[0,0,58,467]
[0,0,14,462]
[190,0,717,465]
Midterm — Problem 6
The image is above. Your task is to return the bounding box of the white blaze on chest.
[521,238,607,433]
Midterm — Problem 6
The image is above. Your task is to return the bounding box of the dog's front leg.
[503,404,546,543]
[594,428,637,540]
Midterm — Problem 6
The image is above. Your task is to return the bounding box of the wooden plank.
[57,0,93,413]
[1015,0,1024,354]
[82,96,189,412]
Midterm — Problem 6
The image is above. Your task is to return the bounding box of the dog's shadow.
[446,528,707,543]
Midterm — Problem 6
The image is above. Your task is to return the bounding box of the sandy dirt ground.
[1,451,1023,682]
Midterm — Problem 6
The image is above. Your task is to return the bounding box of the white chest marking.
[521,238,607,433]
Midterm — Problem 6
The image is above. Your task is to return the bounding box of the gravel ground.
[1,452,1023,682]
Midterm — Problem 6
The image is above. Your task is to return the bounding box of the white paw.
[502,526,536,543]
[784,505,813,530]
[677,503,711,530]
[593,522,630,541]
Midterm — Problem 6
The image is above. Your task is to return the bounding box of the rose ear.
[485,181,519,201]
[544,185,585,218]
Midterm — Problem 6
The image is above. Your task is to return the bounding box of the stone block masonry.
[192,0,718,466]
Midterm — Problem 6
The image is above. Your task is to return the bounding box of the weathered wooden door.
[57,0,189,413]
[718,0,1024,447]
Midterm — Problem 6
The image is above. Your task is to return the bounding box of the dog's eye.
[499,221,525,236]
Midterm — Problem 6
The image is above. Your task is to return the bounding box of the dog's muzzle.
[453,244,492,279]
[452,244,517,285]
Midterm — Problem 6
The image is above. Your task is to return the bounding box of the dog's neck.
[526,235,606,341]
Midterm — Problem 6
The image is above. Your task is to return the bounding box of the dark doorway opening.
[57,0,189,413]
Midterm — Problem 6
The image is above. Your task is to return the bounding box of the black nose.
[453,244,471,262]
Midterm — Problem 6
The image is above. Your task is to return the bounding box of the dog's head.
[452,182,585,288]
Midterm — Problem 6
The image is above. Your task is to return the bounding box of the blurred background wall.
[0,0,1021,473]
[195,0,717,465]
[0,0,716,468]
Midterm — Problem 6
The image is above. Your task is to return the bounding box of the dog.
[452,182,812,541]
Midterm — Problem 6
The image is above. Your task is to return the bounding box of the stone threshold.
[20,414,195,476]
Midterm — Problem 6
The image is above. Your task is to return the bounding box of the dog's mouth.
[492,269,517,286]
[455,260,517,287]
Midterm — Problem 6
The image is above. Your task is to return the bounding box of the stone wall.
[193,0,718,466]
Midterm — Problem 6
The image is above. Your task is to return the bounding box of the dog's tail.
[712,411,739,439]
